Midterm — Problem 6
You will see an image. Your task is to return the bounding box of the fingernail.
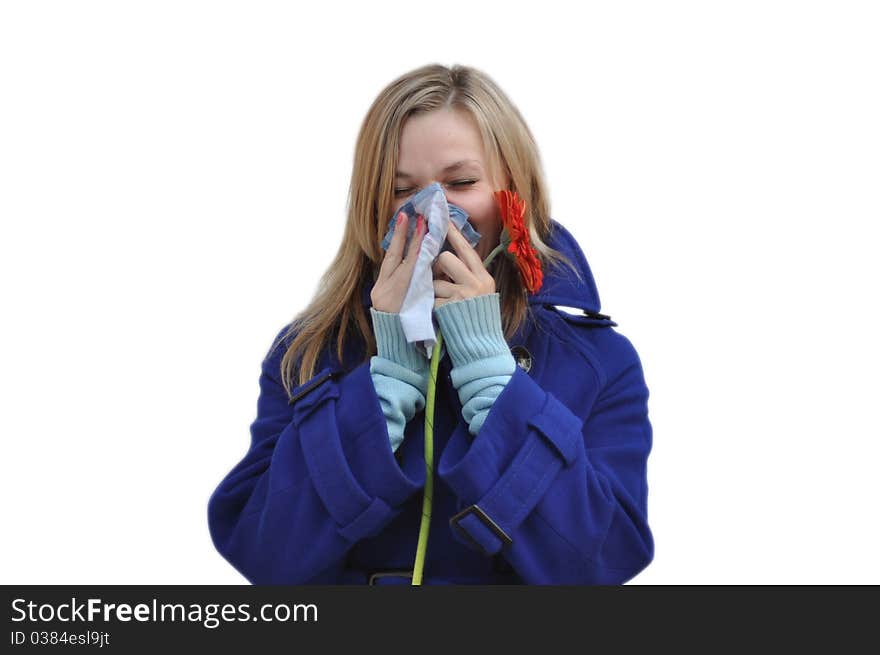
[396,212,404,226]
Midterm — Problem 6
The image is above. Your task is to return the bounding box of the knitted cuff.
[370,307,429,373]
[433,292,510,369]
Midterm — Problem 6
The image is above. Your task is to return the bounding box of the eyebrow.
[395,159,482,180]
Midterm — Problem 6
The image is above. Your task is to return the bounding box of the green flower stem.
[411,246,500,586]
[481,240,507,270]
[411,328,443,585]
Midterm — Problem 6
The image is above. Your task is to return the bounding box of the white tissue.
[399,186,455,358]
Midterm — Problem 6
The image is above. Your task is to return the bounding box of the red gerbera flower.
[492,189,544,294]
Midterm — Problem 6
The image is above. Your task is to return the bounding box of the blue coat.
[207,219,654,584]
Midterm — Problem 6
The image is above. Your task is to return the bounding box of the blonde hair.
[277,63,580,393]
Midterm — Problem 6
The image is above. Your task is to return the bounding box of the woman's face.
[393,107,509,261]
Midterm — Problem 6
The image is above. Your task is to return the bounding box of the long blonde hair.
[277,63,579,394]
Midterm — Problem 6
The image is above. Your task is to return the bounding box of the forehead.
[397,108,486,172]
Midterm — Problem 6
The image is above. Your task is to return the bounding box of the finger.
[433,250,472,286]
[432,278,456,299]
[434,294,453,310]
[389,212,409,260]
[378,212,408,280]
[445,221,484,274]
[431,255,456,281]
[402,214,425,265]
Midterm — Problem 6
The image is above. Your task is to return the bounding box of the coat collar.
[361,218,605,316]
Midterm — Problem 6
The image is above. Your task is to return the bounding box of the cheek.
[454,193,499,228]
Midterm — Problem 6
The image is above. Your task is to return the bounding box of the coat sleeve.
[207,326,425,584]
[437,331,654,584]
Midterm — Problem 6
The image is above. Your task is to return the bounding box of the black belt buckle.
[449,504,513,556]
[368,569,414,585]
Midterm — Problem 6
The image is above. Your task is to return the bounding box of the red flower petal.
[493,189,543,294]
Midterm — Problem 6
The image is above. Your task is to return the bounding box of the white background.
[1,1,878,584]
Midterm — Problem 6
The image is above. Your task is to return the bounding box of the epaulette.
[288,366,345,405]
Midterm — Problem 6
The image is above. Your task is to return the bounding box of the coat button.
[510,345,532,372]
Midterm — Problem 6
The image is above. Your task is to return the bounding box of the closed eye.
[394,180,477,197]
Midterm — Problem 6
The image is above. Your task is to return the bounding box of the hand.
[371,212,426,313]
[432,222,496,309]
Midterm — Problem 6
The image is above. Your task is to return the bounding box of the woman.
[207,63,654,585]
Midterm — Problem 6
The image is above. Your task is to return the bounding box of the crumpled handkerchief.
[380,182,482,357]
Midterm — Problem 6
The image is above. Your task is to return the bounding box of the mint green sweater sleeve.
[433,292,516,437]
[369,308,429,453]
